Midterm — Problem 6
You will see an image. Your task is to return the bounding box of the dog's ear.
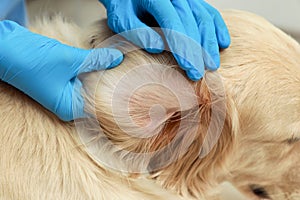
[92,59,200,151]
[79,55,202,171]
[81,49,237,197]
[146,72,239,198]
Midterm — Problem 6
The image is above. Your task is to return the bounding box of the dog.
[1,10,300,200]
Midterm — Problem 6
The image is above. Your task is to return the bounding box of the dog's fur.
[1,10,300,200]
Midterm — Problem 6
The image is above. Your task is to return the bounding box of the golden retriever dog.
[1,10,300,200]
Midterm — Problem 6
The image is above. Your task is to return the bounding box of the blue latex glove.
[0,0,27,26]
[99,0,230,81]
[0,20,123,121]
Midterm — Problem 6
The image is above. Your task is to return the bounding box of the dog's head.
[218,11,300,200]
[77,17,238,199]
[76,10,300,200]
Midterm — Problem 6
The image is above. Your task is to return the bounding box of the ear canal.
[126,82,196,138]
[147,77,212,171]
[147,72,238,197]
[81,60,201,171]
[100,63,199,139]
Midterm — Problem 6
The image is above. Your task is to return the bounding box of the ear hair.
[82,58,238,198]
[80,19,238,198]
[148,72,239,198]
[82,55,201,172]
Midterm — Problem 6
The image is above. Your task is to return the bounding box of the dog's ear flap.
[146,72,231,166]
[146,72,238,198]
[83,62,201,171]
[90,58,237,185]
[95,63,199,142]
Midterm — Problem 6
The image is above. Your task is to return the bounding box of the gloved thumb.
[76,48,124,74]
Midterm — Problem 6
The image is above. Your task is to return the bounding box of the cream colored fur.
[1,10,300,200]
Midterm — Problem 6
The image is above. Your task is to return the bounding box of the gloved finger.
[0,20,21,35]
[171,0,200,43]
[188,0,220,70]
[171,0,205,80]
[200,1,231,49]
[76,48,124,74]
[68,48,124,121]
[141,0,204,80]
[169,32,205,81]
[64,48,124,120]
[107,14,164,53]
[200,20,220,70]
[55,80,82,121]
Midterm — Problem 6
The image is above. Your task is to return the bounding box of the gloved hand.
[0,20,123,121]
[99,0,230,81]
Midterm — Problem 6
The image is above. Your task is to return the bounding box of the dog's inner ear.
[144,72,237,198]
[127,83,196,139]
[145,78,212,169]
[106,77,208,173]
[85,60,204,165]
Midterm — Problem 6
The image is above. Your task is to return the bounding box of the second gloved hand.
[99,0,230,81]
[0,20,123,121]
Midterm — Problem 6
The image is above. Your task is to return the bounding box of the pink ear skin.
[143,74,238,199]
